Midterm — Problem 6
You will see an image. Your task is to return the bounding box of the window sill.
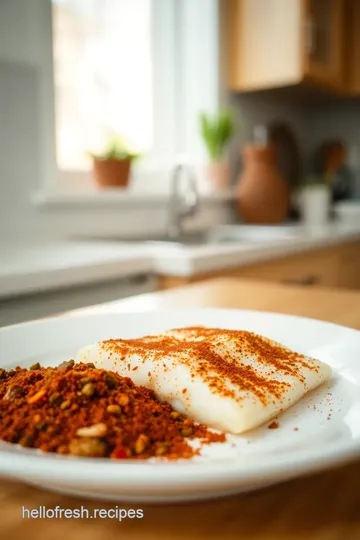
[33,187,236,210]
[33,187,236,240]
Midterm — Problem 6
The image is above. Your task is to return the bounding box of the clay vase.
[236,145,289,223]
[206,161,229,190]
[93,158,131,188]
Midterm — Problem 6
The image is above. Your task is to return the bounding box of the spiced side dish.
[0,361,225,460]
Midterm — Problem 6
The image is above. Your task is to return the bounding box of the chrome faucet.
[167,164,199,239]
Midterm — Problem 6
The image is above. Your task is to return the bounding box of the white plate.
[1,308,360,503]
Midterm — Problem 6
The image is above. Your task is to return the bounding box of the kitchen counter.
[1,223,360,300]
[144,222,360,277]
[0,241,154,299]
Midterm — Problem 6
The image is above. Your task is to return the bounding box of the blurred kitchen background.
[1,0,360,326]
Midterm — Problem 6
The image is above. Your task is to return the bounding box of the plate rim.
[1,306,359,334]
[1,307,360,492]
[1,437,360,488]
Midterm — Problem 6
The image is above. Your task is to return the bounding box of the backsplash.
[229,94,360,198]
[228,93,308,185]
[307,101,360,150]
[307,101,360,198]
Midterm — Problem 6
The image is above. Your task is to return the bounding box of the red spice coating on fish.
[101,327,319,406]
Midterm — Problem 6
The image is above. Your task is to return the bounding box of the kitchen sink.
[144,225,301,247]
[145,232,224,247]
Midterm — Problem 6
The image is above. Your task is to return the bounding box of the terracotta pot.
[236,145,289,223]
[93,158,131,188]
[206,161,229,190]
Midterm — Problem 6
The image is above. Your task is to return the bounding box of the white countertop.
[1,223,360,299]
[0,241,154,299]
[142,223,360,277]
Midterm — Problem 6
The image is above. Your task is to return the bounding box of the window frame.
[46,0,221,194]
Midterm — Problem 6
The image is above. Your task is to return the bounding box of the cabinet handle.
[283,276,320,286]
[305,16,316,55]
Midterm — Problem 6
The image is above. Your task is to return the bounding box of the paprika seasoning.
[0,362,225,459]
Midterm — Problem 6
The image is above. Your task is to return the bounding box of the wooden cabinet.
[227,250,341,287]
[344,0,360,95]
[158,242,360,291]
[303,0,344,91]
[227,0,303,92]
[337,243,360,289]
[235,242,360,289]
[226,0,356,95]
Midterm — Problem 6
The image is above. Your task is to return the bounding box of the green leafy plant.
[90,136,140,162]
[200,110,236,160]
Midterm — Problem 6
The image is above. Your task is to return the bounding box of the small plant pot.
[206,161,230,190]
[300,185,330,226]
[93,158,131,188]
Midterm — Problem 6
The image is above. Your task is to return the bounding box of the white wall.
[0,0,56,244]
[0,62,41,242]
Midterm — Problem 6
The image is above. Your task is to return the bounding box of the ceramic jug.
[236,144,289,224]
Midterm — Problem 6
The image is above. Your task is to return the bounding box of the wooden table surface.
[3,278,360,539]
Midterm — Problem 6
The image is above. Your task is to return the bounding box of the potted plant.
[300,175,332,226]
[200,109,235,190]
[90,137,139,189]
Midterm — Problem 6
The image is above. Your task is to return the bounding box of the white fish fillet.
[77,327,332,434]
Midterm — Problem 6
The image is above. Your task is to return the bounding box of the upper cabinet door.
[344,0,360,95]
[226,0,356,95]
[227,0,303,92]
[302,0,344,89]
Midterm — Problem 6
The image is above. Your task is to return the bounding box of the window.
[52,0,153,171]
[51,0,220,186]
